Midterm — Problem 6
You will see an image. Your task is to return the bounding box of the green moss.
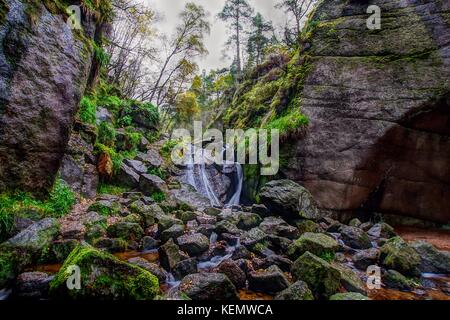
[88,200,121,216]
[0,180,74,241]
[97,121,116,147]
[160,140,178,160]
[0,248,18,288]
[97,183,127,196]
[147,167,167,180]
[151,191,166,203]
[49,245,159,299]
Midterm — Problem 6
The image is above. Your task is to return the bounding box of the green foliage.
[93,41,110,66]
[78,96,97,125]
[0,179,75,240]
[97,183,127,196]
[160,140,178,159]
[147,167,167,180]
[0,0,9,25]
[117,115,132,127]
[151,192,166,203]
[265,108,309,136]
[97,121,116,147]
[97,95,123,115]
[95,143,137,174]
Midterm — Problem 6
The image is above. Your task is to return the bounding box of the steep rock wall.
[0,0,101,196]
[285,0,450,223]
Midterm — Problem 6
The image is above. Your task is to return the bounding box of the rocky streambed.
[0,179,449,301]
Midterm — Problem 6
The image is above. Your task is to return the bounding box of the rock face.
[0,0,102,196]
[284,0,450,223]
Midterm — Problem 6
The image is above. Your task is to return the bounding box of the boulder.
[107,222,144,241]
[158,239,182,271]
[259,180,321,219]
[332,263,367,295]
[287,232,339,260]
[215,220,241,235]
[348,219,362,228]
[367,223,397,239]
[330,293,370,301]
[139,174,168,195]
[352,248,380,270]
[380,237,421,276]
[88,200,122,216]
[383,269,416,291]
[339,226,372,249]
[13,272,53,299]
[274,281,314,300]
[157,215,183,232]
[117,163,140,188]
[291,252,341,299]
[296,220,321,235]
[124,159,147,175]
[251,204,270,217]
[176,233,210,256]
[93,238,128,254]
[259,217,299,239]
[161,224,184,243]
[49,245,159,299]
[127,257,167,283]
[236,212,263,230]
[248,265,290,295]
[173,258,198,280]
[179,273,238,300]
[216,260,246,289]
[410,241,450,274]
[140,236,160,251]
[136,149,163,168]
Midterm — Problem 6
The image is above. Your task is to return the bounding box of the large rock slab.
[284,0,450,223]
[0,0,99,196]
[179,273,238,300]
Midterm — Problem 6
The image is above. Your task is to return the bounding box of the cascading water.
[181,144,243,207]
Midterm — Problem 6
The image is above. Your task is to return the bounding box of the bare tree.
[275,0,316,43]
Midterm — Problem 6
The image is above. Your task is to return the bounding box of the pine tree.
[247,13,275,66]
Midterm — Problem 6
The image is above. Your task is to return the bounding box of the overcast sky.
[146,0,288,72]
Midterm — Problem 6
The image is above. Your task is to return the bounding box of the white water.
[182,144,243,207]
[197,238,241,270]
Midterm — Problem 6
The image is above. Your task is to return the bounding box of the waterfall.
[181,144,243,207]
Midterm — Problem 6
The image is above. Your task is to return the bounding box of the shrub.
[147,167,167,180]
[97,183,127,196]
[151,192,166,203]
[79,96,97,125]
[160,140,178,159]
[97,121,116,147]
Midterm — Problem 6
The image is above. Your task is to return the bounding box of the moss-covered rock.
[332,263,367,295]
[88,200,122,216]
[291,251,341,299]
[106,222,144,241]
[49,245,159,300]
[330,292,370,301]
[287,232,338,260]
[274,280,314,300]
[380,237,421,276]
[382,269,417,291]
[296,220,321,235]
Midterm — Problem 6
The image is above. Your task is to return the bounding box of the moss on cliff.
[0,0,8,25]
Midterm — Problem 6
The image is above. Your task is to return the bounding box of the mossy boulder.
[382,269,417,291]
[332,263,367,295]
[291,251,341,299]
[296,220,321,235]
[107,222,144,241]
[88,200,122,216]
[49,245,159,300]
[330,292,370,301]
[179,273,238,300]
[339,226,372,249]
[380,237,421,276]
[410,241,450,274]
[287,232,338,260]
[236,212,263,230]
[274,280,314,300]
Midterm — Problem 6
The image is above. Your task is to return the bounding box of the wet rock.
[123,214,142,224]
[240,228,268,248]
[13,272,53,299]
[196,224,216,237]
[157,215,183,232]
[175,210,196,223]
[128,257,167,283]
[124,159,147,175]
[352,248,380,270]
[367,223,397,239]
[265,255,293,272]
[196,213,217,225]
[231,246,252,260]
[236,212,263,230]
[248,265,290,295]
[330,292,370,301]
[251,204,270,217]
[216,260,246,289]
[410,241,450,274]
[170,184,211,210]
[215,220,240,235]
[136,149,163,168]
[204,207,222,216]
[296,220,321,235]
[359,222,374,232]
[161,224,185,243]
[349,218,362,228]
[177,233,210,256]
[383,270,416,291]
[50,245,159,299]
[139,174,168,195]
[339,226,372,249]
[267,235,293,253]
[88,200,122,216]
[259,180,321,219]
[85,224,107,243]
[332,263,367,295]
[140,236,160,251]
[49,239,79,263]
[93,238,128,253]
[291,252,341,299]
[173,258,198,280]
[117,163,140,188]
[275,281,314,300]
[179,273,238,300]
[159,239,182,271]
[380,237,421,276]
[259,217,299,239]
[107,222,144,241]
[287,232,339,260]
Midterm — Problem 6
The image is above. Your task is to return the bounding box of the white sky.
[145,0,288,72]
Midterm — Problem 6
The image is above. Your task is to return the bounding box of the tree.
[144,2,210,105]
[218,0,254,79]
[247,13,275,66]
[275,0,316,43]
